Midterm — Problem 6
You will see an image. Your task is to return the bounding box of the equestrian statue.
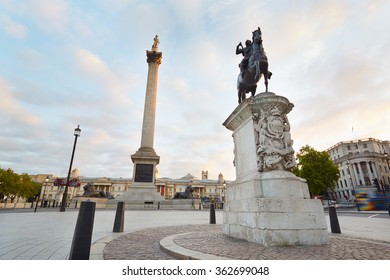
[236,27,272,104]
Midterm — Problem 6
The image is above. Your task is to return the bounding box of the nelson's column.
[119,35,165,203]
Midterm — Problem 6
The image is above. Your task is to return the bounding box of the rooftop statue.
[236,27,272,104]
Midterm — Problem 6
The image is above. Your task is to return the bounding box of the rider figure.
[236,39,252,78]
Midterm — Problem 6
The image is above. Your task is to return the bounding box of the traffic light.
[372,178,380,190]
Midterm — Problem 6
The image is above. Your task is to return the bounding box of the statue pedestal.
[222,93,328,246]
[118,147,165,203]
[118,183,165,202]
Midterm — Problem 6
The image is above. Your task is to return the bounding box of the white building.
[24,170,230,209]
[326,138,390,202]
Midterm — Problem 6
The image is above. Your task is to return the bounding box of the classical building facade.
[326,138,390,202]
[156,171,228,201]
[5,170,229,209]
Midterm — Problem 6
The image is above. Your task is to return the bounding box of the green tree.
[18,173,41,199]
[0,168,19,200]
[0,168,41,202]
[292,145,340,197]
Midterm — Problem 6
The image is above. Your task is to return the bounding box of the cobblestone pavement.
[104,224,390,260]
[1,209,389,260]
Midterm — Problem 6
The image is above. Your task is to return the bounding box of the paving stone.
[104,224,390,260]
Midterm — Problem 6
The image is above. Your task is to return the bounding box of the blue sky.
[0,0,389,180]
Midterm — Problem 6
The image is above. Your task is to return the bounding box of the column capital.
[146,50,162,65]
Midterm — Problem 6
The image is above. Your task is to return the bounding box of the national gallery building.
[15,170,229,209]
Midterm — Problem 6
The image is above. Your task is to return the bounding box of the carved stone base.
[223,171,328,246]
[222,93,328,246]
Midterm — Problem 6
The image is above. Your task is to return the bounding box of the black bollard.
[34,198,39,213]
[329,206,341,234]
[210,203,216,224]
[113,201,125,232]
[387,204,390,216]
[69,200,96,260]
[74,200,78,209]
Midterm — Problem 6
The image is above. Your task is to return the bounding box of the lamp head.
[74,125,81,137]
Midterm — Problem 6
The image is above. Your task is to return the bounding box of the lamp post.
[40,176,50,208]
[35,176,49,212]
[60,125,81,212]
[42,176,50,207]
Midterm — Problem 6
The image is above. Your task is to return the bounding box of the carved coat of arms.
[253,104,296,172]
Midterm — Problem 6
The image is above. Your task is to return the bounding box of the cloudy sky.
[0,0,389,181]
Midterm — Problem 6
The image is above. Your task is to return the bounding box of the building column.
[349,162,358,187]
[371,161,379,182]
[355,162,364,186]
[366,162,374,183]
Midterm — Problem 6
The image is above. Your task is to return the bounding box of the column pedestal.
[222,92,328,246]
[119,147,164,202]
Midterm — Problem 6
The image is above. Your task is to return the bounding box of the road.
[323,208,390,242]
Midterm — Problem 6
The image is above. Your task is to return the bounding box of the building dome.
[179,173,197,180]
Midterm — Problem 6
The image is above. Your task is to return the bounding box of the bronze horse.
[237,28,272,104]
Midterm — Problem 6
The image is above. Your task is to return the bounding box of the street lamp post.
[40,176,50,208]
[60,125,81,212]
[35,176,49,212]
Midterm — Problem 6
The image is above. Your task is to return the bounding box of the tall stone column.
[131,35,162,184]
[139,41,162,152]
[118,36,164,204]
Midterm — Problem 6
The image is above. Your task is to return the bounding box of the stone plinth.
[222,93,328,246]
[73,197,199,209]
[117,183,165,202]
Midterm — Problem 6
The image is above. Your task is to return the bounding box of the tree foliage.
[292,145,340,197]
[0,168,41,201]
